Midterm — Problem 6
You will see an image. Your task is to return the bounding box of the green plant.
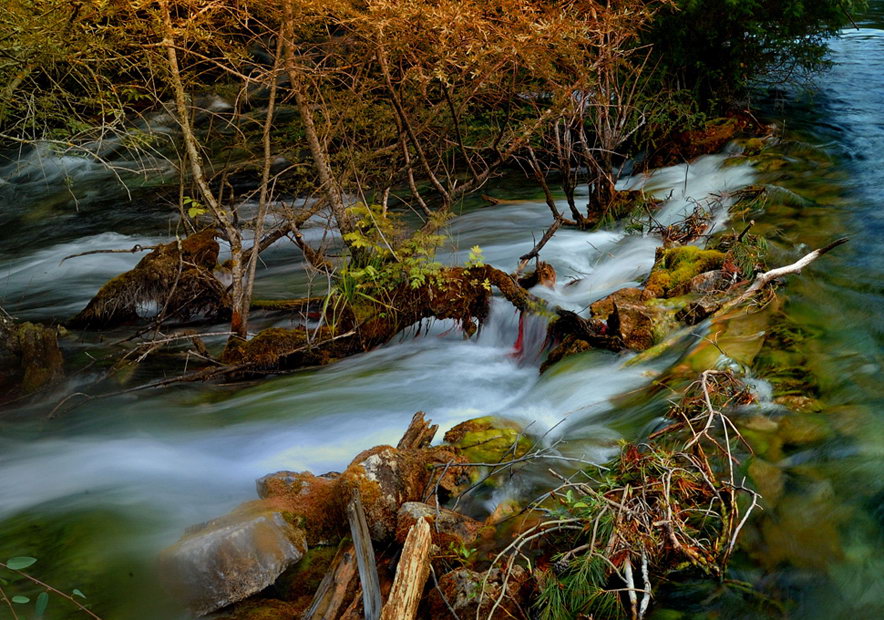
[465,245,485,268]
[337,203,445,296]
[1,556,97,618]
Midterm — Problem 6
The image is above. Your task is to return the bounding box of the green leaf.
[187,207,207,218]
[72,589,86,599]
[11,595,29,604]
[35,592,49,616]
[6,557,37,570]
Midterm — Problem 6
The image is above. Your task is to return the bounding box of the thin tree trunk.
[281,4,366,266]
[241,35,283,335]
[160,0,246,337]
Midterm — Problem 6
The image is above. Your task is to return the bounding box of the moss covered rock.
[643,246,727,299]
[256,471,345,546]
[70,228,228,328]
[0,318,64,395]
[608,302,663,351]
[443,416,532,464]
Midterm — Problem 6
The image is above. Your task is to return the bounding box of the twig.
[60,244,158,263]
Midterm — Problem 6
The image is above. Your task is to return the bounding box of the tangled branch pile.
[489,370,761,620]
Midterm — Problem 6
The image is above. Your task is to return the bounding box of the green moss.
[444,416,532,464]
[644,246,726,298]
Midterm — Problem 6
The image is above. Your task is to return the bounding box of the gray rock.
[159,503,307,616]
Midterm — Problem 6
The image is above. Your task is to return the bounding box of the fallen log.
[380,517,432,620]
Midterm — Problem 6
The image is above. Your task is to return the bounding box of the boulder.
[255,471,343,545]
[395,502,483,549]
[158,503,307,617]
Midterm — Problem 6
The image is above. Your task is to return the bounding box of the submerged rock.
[158,503,307,617]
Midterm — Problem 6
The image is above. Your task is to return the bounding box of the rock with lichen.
[158,502,307,617]
[395,502,483,549]
[340,445,468,541]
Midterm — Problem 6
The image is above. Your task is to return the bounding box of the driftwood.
[303,543,359,620]
[718,237,849,314]
[380,517,432,620]
[347,489,383,620]
[397,411,439,450]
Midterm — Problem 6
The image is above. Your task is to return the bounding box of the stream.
[1,6,883,618]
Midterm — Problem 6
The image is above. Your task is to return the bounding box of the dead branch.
[347,489,382,620]
[379,517,431,620]
[720,237,848,313]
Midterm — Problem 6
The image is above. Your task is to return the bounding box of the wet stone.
[159,504,307,617]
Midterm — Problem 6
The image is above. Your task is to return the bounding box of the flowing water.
[2,8,884,618]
